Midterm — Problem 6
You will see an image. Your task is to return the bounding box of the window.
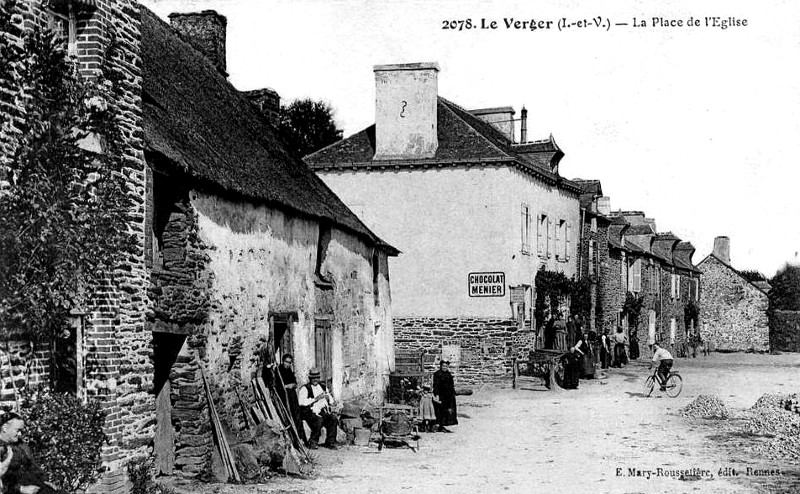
[589,240,598,277]
[520,204,530,254]
[631,259,642,293]
[694,278,699,301]
[537,213,548,258]
[590,217,597,233]
[677,275,682,300]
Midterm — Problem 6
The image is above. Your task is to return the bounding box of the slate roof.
[139,8,397,255]
[625,224,656,236]
[305,97,580,194]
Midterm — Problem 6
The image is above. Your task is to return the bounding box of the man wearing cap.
[298,368,338,449]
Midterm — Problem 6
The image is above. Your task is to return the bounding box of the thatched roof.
[139,7,397,254]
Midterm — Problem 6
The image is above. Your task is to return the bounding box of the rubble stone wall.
[393,317,535,386]
[698,255,769,352]
[150,191,394,476]
[769,310,800,353]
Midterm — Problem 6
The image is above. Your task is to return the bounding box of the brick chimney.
[373,62,439,160]
[242,88,281,127]
[169,10,228,76]
[713,236,731,264]
[470,107,515,142]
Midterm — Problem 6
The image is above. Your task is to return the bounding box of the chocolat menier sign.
[468,272,506,297]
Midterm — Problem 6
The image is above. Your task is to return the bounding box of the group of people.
[268,354,460,449]
[266,353,339,450]
[418,360,458,433]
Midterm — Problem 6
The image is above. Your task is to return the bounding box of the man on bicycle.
[649,342,674,392]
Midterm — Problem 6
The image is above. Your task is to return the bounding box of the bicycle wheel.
[642,376,655,397]
[665,373,683,397]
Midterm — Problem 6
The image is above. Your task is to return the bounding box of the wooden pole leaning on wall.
[200,366,241,482]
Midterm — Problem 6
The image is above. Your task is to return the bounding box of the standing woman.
[629,330,640,360]
[581,331,596,379]
[432,360,458,433]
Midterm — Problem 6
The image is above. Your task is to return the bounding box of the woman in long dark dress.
[432,360,458,432]
[581,332,596,378]
[629,331,640,360]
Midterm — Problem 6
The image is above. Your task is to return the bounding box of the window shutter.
[547,217,553,258]
[634,260,642,292]
[555,220,562,259]
[566,222,572,261]
[520,205,529,253]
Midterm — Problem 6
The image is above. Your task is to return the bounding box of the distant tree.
[769,264,800,311]
[739,269,767,283]
[277,98,343,158]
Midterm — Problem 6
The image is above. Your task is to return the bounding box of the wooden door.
[314,318,333,390]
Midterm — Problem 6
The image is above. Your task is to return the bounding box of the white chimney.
[373,63,439,160]
[470,107,515,141]
[713,236,731,264]
[596,196,611,216]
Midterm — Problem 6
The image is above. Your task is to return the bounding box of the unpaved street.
[174,353,800,494]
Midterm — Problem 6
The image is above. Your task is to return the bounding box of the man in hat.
[298,368,338,449]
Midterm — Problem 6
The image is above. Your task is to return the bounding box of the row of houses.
[305,62,708,383]
[0,3,776,492]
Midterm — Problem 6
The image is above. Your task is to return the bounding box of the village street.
[172,353,800,494]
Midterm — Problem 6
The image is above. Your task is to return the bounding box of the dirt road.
[175,353,800,494]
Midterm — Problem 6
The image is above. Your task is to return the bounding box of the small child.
[418,384,436,432]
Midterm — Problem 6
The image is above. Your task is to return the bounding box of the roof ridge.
[438,97,514,159]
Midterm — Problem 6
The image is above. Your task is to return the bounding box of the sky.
[142,0,800,278]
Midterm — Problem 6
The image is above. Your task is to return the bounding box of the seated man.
[0,411,59,494]
[649,342,674,392]
[298,368,338,449]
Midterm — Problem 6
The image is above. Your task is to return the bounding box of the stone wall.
[578,216,609,331]
[2,2,152,492]
[769,310,800,353]
[394,317,534,386]
[698,255,769,352]
[146,190,394,476]
[0,340,49,407]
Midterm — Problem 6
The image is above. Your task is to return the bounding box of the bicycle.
[642,366,682,398]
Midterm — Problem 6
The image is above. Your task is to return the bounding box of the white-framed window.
[520,204,531,254]
[630,258,642,293]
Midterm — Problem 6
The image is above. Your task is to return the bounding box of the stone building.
[305,62,583,385]
[574,179,612,332]
[600,211,702,357]
[2,3,397,491]
[697,236,769,352]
